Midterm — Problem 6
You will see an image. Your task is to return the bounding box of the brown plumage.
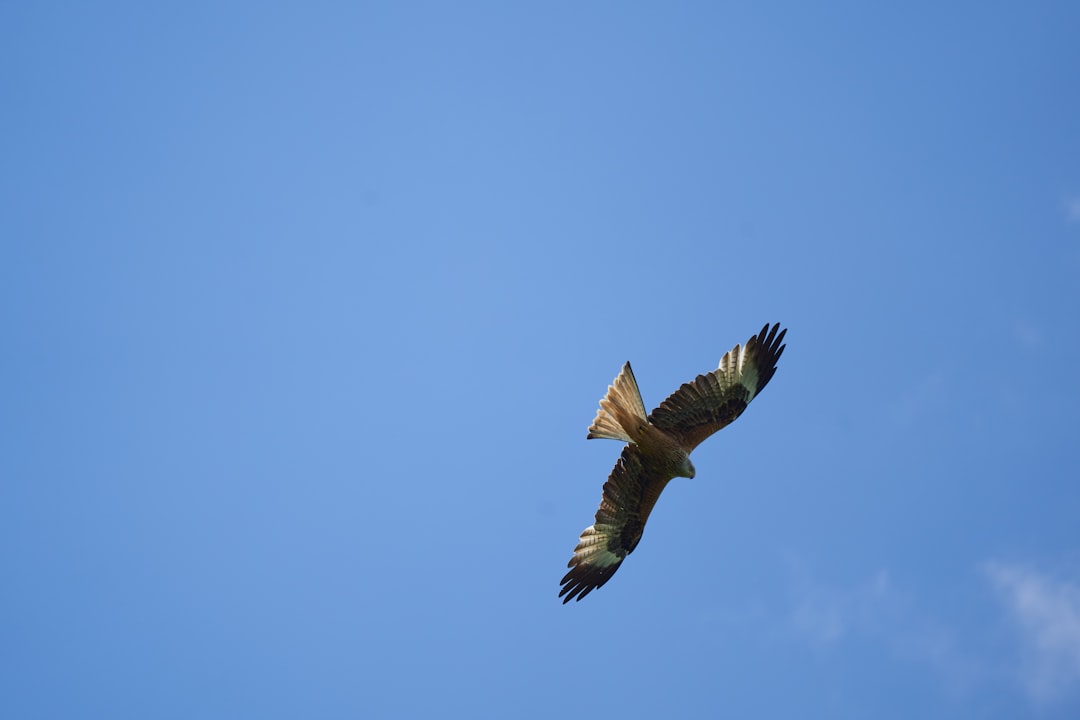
[559,323,787,603]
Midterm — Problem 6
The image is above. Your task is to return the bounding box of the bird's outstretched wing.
[559,444,672,603]
[648,323,786,452]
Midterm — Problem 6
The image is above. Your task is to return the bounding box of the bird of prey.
[559,323,787,603]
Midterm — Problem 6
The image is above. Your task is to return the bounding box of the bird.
[559,322,787,603]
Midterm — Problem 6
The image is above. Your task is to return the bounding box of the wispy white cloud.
[1012,319,1042,351]
[789,568,892,646]
[785,560,1080,708]
[985,561,1080,704]
[786,566,982,695]
[1067,196,1080,224]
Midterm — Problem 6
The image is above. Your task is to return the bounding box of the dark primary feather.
[649,323,786,451]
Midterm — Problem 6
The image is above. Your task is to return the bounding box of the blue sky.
[3,2,1079,718]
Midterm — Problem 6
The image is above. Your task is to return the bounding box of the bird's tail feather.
[587,362,648,442]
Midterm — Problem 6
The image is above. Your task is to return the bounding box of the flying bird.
[559,323,787,603]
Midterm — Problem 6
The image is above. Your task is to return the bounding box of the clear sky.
[3,2,1079,718]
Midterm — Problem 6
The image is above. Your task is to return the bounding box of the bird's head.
[680,457,696,479]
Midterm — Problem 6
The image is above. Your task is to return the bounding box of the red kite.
[560,323,787,603]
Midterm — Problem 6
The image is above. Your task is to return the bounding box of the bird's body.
[559,323,787,603]
[629,423,695,480]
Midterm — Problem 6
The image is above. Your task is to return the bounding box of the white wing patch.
[718,341,761,401]
[569,525,623,568]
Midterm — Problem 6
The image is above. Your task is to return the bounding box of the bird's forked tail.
[587,362,648,442]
